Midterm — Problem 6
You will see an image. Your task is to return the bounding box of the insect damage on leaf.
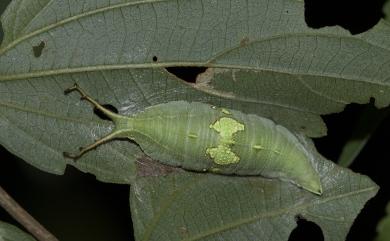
[221,108,231,115]
[32,41,45,57]
[192,68,236,99]
[206,117,245,165]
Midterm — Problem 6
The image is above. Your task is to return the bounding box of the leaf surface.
[130,136,379,241]
[0,221,37,241]
[1,0,389,180]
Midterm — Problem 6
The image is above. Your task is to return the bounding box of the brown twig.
[0,185,59,241]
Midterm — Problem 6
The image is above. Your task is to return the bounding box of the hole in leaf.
[165,67,208,83]
[152,56,158,62]
[369,97,376,105]
[314,102,384,162]
[94,104,118,121]
[314,103,365,161]
[289,216,324,241]
[240,36,250,46]
[304,0,385,34]
[32,41,45,58]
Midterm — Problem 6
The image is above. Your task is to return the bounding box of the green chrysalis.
[64,84,322,195]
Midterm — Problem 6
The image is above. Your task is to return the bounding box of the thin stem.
[0,185,59,241]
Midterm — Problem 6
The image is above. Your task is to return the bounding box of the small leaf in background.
[384,0,390,22]
[130,136,378,241]
[0,221,37,241]
[337,105,390,167]
[375,202,390,241]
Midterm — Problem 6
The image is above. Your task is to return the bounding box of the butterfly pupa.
[64,84,322,195]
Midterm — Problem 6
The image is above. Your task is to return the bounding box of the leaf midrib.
[1,63,386,117]
[1,0,389,87]
[1,60,389,87]
[1,62,386,117]
[141,175,376,241]
[185,187,377,241]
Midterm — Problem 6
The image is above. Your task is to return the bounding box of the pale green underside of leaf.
[1,0,390,179]
[0,221,37,241]
[130,137,378,241]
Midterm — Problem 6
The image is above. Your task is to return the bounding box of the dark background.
[1,0,389,240]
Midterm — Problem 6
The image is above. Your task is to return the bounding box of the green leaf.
[130,136,378,241]
[0,221,37,241]
[384,0,390,22]
[1,0,390,180]
[337,105,390,167]
[375,202,390,241]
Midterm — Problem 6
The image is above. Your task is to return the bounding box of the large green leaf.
[0,221,37,241]
[1,0,389,179]
[130,136,378,241]
[0,1,382,240]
